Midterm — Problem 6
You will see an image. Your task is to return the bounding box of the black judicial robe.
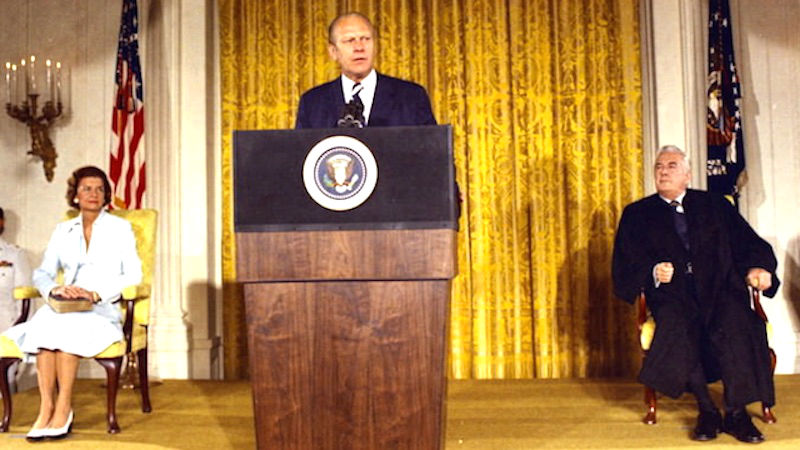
[612,189,779,405]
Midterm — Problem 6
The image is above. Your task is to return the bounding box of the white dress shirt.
[341,69,377,125]
[659,191,687,212]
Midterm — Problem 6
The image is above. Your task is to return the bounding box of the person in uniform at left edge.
[0,206,31,331]
[0,206,32,391]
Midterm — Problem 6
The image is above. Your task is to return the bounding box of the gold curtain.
[220,0,644,380]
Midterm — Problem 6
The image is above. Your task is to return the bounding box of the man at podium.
[295,12,437,129]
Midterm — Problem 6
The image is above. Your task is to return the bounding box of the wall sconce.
[4,56,64,182]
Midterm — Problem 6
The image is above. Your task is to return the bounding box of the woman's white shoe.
[25,420,49,442]
[43,410,74,440]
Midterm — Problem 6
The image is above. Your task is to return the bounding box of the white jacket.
[33,210,142,303]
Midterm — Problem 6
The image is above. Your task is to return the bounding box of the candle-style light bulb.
[29,55,37,94]
[55,61,62,105]
[4,62,10,105]
[46,59,53,103]
[20,58,29,97]
[11,64,18,105]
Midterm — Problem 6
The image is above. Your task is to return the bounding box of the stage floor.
[1,375,799,449]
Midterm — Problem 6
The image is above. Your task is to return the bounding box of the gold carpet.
[1,375,799,449]
[446,376,800,449]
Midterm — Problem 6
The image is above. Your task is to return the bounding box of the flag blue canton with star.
[116,0,143,108]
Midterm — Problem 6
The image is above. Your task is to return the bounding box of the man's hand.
[655,262,674,284]
[747,268,772,291]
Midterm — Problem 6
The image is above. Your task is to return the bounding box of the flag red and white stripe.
[110,0,145,209]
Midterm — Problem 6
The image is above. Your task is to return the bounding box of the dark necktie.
[670,200,690,251]
[351,83,365,125]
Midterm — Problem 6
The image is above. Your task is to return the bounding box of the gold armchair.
[636,289,777,425]
[0,208,157,434]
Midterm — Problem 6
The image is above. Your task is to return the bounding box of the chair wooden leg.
[762,348,777,423]
[769,348,777,373]
[643,386,657,425]
[0,358,20,432]
[96,357,123,434]
[762,404,776,424]
[137,347,152,413]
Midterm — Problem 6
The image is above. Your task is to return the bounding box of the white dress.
[2,210,142,360]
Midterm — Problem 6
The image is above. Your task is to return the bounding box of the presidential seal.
[302,135,378,211]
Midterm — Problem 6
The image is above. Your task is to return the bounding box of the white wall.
[0,0,222,380]
[643,0,800,373]
[734,0,800,374]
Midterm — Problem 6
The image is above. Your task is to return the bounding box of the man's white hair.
[656,145,690,171]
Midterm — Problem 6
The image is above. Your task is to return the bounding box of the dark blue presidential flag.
[706,0,745,204]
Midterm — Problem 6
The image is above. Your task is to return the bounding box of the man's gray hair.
[656,144,690,171]
[328,12,376,44]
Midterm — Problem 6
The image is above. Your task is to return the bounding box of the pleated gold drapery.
[220,0,644,380]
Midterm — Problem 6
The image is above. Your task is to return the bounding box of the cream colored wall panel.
[0,0,29,247]
[735,0,800,374]
[644,0,707,190]
[650,0,687,149]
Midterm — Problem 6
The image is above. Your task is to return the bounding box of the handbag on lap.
[47,293,93,313]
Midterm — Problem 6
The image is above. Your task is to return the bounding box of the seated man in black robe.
[612,145,779,443]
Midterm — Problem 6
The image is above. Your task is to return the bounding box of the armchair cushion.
[122,283,151,300]
[0,336,23,359]
[640,317,655,351]
[1,334,125,360]
[9,284,149,356]
[95,340,128,359]
[122,284,152,329]
[12,286,40,301]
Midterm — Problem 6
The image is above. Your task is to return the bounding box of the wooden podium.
[234,126,457,449]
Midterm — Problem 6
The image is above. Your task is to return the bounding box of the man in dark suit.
[295,12,436,129]
[612,145,779,443]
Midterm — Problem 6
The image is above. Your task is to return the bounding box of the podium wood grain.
[239,229,455,449]
[244,280,450,449]
[236,229,456,281]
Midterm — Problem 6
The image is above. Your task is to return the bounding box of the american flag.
[110,0,145,209]
[706,0,745,205]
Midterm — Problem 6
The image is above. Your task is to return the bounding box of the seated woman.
[2,166,141,441]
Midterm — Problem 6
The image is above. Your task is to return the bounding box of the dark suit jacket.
[612,189,778,405]
[295,72,436,129]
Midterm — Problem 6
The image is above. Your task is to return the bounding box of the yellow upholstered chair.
[0,209,156,434]
[636,289,776,425]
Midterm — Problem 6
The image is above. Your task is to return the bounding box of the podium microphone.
[337,100,364,128]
